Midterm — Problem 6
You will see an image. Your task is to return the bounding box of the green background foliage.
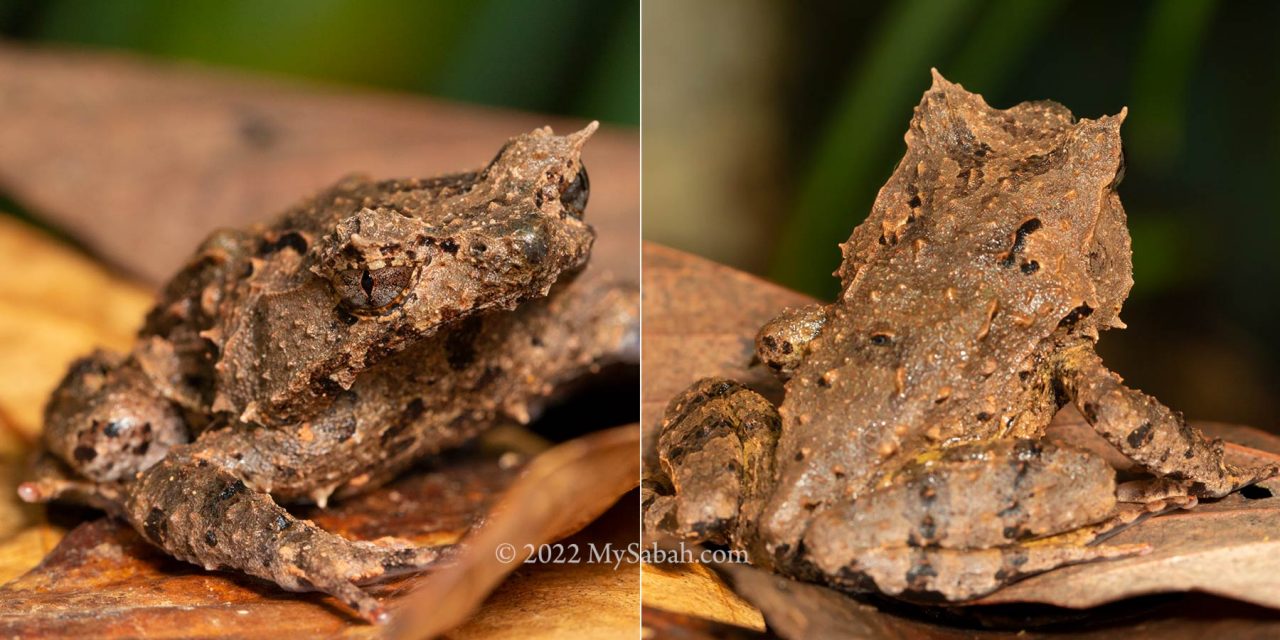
[0,0,639,125]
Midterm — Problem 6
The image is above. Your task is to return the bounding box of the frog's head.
[216,125,599,425]
[314,123,598,324]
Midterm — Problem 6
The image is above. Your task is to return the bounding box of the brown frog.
[19,123,639,621]
[644,72,1276,601]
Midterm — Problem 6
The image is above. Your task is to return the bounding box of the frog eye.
[333,265,415,315]
[560,166,589,219]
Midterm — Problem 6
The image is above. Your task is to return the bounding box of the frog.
[643,72,1276,601]
[18,123,640,622]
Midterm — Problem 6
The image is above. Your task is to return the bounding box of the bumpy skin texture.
[21,124,640,622]
[645,73,1277,601]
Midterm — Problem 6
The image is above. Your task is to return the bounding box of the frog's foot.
[17,450,125,514]
[125,454,447,623]
[1061,349,1279,498]
[646,378,781,556]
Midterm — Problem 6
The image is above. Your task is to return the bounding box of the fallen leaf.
[0,43,638,286]
[0,216,151,438]
[389,424,641,639]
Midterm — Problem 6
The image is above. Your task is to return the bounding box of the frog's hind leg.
[644,378,781,562]
[828,537,1146,602]
[124,451,444,622]
[1060,348,1278,498]
[803,439,1144,601]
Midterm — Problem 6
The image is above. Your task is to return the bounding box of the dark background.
[645,0,1279,429]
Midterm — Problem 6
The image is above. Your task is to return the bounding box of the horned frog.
[644,72,1275,600]
[21,124,639,621]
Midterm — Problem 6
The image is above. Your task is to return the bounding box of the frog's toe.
[351,537,453,578]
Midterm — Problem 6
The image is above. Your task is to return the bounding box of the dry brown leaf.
[0,216,151,437]
[389,424,641,639]
[642,561,765,630]
[640,242,1280,637]
[0,44,637,287]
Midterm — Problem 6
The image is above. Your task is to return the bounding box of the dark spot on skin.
[1003,526,1021,539]
[1020,260,1040,274]
[1165,471,1188,482]
[144,507,168,543]
[103,421,124,438]
[999,218,1042,267]
[976,412,992,422]
[761,336,777,349]
[445,317,483,371]
[1185,447,1196,459]
[794,451,805,462]
[334,305,358,326]
[260,231,309,255]
[919,515,937,540]
[817,376,831,388]
[403,398,425,423]
[906,561,937,587]
[1058,305,1094,329]
[134,442,150,455]
[534,191,544,208]
[781,341,794,354]
[1081,402,1098,422]
[908,194,922,209]
[705,381,736,398]
[918,483,937,504]
[217,480,246,503]
[1010,553,1029,567]
[74,446,97,462]
[471,241,488,255]
[1127,422,1155,448]
[205,530,217,547]
[272,514,291,532]
[440,239,459,255]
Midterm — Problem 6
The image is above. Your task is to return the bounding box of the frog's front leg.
[1059,348,1278,498]
[803,439,1146,600]
[124,448,443,622]
[644,378,781,566]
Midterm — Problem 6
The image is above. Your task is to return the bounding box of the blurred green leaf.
[771,0,980,296]
[1129,0,1217,169]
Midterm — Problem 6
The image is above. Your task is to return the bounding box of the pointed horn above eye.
[566,120,600,149]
